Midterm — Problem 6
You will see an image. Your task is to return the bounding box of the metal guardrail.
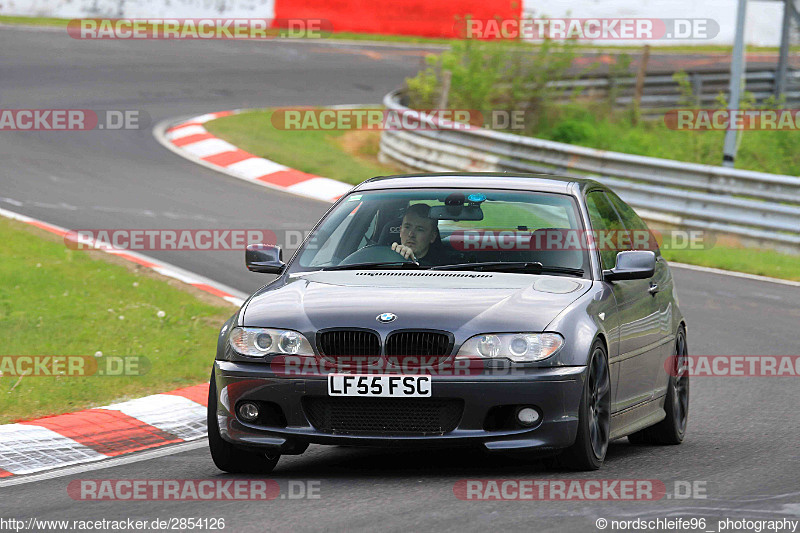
[379,89,800,253]
[549,69,800,115]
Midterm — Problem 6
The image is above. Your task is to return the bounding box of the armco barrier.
[550,69,800,116]
[379,89,800,254]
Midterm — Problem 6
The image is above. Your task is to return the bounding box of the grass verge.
[533,104,800,176]
[204,109,400,185]
[661,245,800,281]
[0,217,233,423]
[205,108,800,281]
[0,15,69,27]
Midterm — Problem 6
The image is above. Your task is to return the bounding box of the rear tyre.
[208,369,280,474]
[559,341,610,471]
[628,326,689,445]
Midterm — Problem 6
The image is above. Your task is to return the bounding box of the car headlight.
[229,327,314,357]
[456,333,564,362]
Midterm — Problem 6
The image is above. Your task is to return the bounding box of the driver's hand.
[391,242,416,261]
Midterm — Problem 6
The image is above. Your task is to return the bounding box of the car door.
[606,192,675,399]
[585,190,662,412]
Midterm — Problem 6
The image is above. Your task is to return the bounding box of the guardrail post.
[691,73,703,107]
[722,0,748,168]
[633,45,651,125]
[775,0,793,97]
[437,70,452,110]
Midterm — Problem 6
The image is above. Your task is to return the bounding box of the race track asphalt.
[1,27,799,532]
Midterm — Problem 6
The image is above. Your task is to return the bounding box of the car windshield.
[289,188,590,277]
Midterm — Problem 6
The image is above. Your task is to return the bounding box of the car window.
[439,201,571,232]
[357,208,379,250]
[606,192,660,254]
[293,188,591,275]
[585,191,625,270]
[307,202,361,266]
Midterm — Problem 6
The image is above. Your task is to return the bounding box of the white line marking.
[182,138,238,158]
[223,295,246,306]
[102,395,207,441]
[0,425,107,476]
[152,118,333,205]
[226,157,287,179]
[670,262,800,288]
[0,440,208,487]
[166,124,207,140]
[286,177,352,200]
[151,267,200,285]
[193,112,228,124]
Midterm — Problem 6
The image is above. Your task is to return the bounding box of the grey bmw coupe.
[208,173,689,472]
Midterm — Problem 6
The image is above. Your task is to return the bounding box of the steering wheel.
[339,244,412,265]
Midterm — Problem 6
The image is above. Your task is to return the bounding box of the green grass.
[0,15,70,27]
[0,218,233,423]
[533,105,800,176]
[205,109,399,185]
[661,245,800,281]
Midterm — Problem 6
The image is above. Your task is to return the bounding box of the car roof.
[352,172,602,196]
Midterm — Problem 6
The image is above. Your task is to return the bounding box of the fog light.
[238,402,260,422]
[516,406,541,427]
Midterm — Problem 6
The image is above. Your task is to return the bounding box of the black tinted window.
[606,192,660,254]
[585,191,624,270]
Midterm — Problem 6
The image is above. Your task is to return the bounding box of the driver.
[390,203,452,266]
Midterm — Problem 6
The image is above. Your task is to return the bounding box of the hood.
[243,270,590,338]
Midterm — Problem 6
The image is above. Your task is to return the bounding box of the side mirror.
[603,250,655,281]
[246,244,285,274]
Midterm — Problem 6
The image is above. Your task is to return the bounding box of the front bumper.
[213,360,586,454]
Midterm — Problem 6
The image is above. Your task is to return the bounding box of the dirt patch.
[336,130,402,172]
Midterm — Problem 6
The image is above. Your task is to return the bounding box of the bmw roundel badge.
[377,313,397,323]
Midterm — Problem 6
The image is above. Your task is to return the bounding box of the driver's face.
[400,212,437,258]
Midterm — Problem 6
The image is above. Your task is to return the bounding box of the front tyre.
[208,368,280,474]
[628,326,689,445]
[560,341,610,471]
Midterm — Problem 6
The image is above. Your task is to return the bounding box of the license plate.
[327,374,431,397]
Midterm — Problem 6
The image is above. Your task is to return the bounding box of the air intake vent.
[385,331,452,367]
[355,272,492,278]
[317,329,381,367]
[303,397,464,435]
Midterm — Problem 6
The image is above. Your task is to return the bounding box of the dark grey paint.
[214,174,686,452]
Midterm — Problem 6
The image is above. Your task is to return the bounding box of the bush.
[550,119,596,144]
[405,35,580,133]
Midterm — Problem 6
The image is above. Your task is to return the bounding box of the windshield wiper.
[430,262,584,277]
[322,261,426,271]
